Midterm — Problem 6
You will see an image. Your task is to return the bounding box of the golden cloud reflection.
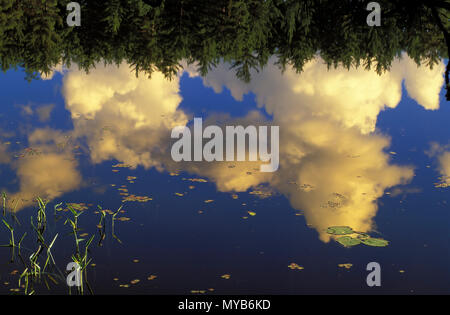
[64,62,188,169]
[2,128,82,211]
[59,60,434,241]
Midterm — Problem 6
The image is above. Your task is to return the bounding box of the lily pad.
[361,238,389,247]
[336,236,361,248]
[354,232,370,239]
[326,226,354,235]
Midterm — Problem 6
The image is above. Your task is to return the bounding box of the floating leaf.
[336,236,361,247]
[361,237,389,247]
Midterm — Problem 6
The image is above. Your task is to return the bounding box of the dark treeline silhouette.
[0,0,449,99]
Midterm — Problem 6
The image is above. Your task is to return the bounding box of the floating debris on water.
[249,188,273,199]
[338,263,353,269]
[122,195,152,202]
[183,178,208,183]
[127,176,137,182]
[360,238,389,247]
[191,290,206,294]
[434,176,450,188]
[66,203,89,211]
[288,263,304,270]
[113,163,133,168]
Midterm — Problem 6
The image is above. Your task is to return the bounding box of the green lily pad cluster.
[326,226,389,248]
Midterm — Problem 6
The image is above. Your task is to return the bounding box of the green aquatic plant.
[361,238,389,247]
[326,226,389,251]
[326,226,354,235]
[0,196,128,294]
[2,219,15,248]
[111,205,123,244]
[96,206,107,247]
[64,203,95,295]
[355,232,370,239]
[327,225,390,248]
[336,236,361,248]
[69,234,95,295]
[54,202,63,215]
[17,232,26,256]
[2,191,6,216]
[65,204,84,255]
[97,205,106,227]
[36,197,48,232]
[16,199,65,295]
